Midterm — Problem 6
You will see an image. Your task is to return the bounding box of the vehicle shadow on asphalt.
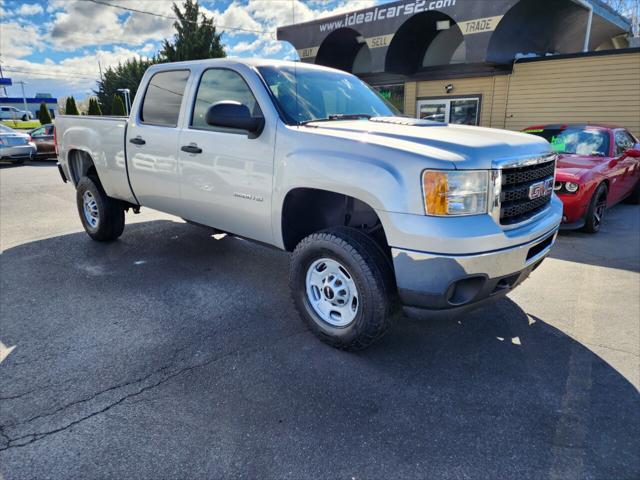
[1,220,638,479]
[551,203,639,272]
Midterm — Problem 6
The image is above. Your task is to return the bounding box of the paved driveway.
[1,162,639,479]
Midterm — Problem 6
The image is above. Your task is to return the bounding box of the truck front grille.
[500,159,555,225]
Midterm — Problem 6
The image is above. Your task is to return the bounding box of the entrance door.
[417,97,480,125]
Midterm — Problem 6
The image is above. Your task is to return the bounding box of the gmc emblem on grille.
[528,178,554,200]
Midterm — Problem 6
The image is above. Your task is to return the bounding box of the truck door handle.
[129,137,146,145]
[181,144,202,154]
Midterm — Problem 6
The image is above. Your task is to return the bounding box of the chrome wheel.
[82,190,99,229]
[305,258,359,327]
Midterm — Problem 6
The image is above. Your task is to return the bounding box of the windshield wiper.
[300,113,372,125]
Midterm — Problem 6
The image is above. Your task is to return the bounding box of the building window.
[372,84,405,114]
[417,96,480,125]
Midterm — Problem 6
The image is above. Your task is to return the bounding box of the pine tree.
[159,0,225,62]
[87,98,102,116]
[96,56,156,115]
[38,102,52,124]
[111,95,126,116]
[65,96,80,115]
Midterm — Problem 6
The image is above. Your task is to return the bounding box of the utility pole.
[17,80,28,112]
[0,61,7,97]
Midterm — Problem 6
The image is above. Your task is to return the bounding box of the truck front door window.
[191,69,261,131]
[141,70,190,127]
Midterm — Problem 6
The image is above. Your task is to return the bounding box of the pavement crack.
[0,388,39,401]
[0,329,307,452]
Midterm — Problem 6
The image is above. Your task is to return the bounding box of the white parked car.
[0,106,33,121]
[55,58,562,350]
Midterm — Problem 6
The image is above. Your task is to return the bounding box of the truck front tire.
[76,176,125,241]
[583,183,608,233]
[290,227,399,351]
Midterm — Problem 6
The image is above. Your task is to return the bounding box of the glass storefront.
[417,97,480,125]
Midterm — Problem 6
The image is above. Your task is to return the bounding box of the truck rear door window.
[140,70,190,127]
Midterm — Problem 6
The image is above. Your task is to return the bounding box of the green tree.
[94,0,226,114]
[96,56,156,115]
[65,96,79,115]
[159,0,225,62]
[111,95,126,116]
[87,98,102,116]
[37,102,52,124]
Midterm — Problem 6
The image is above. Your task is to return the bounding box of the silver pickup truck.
[56,58,562,350]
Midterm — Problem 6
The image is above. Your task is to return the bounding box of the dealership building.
[277,0,640,136]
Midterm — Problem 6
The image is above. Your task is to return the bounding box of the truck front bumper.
[378,195,563,312]
[392,228,557,310]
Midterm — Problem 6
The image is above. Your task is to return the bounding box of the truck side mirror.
[205,101,264,136]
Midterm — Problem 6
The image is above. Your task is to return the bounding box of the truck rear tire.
[290,227,400,351]
[76,176,125,241]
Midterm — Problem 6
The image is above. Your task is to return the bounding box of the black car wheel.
[583,183,608,234]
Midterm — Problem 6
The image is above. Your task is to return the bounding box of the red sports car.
[523,124,640,233]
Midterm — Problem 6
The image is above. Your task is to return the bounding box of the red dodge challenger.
[523,124,640,233]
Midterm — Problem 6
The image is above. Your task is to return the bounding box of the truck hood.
[300,117,552,169]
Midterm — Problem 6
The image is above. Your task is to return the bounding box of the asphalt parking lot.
[1,161,639,479]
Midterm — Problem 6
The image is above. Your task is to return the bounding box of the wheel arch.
[280,187,390,256]
[67,149,98,185]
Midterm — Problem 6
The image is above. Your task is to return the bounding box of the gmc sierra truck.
[56,58,562,350]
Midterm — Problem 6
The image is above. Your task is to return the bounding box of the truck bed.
[55,115,137,204]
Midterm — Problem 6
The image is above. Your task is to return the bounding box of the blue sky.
[0,0,381,99]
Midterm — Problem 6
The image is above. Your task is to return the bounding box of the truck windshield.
[524,127,610,157]
[257,66,399,125]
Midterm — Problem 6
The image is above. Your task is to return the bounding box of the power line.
[82,0,274,35]
[2,67,97,81]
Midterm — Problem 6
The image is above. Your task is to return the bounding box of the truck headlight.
[422,170,489,216]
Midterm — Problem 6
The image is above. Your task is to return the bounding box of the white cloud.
[17,3,44,16]
[47,0,175,50]
[0,0,384,99]
[0,22,42,59]
[4,46,149,95]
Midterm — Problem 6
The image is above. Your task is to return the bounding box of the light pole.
[17,80,28,115]
[117,88,131,116]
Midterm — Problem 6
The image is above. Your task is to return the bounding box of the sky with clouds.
[0,0,382,100]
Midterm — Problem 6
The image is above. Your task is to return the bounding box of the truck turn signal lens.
[422,171,449,215]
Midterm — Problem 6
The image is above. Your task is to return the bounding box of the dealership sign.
[319,0,457,32]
